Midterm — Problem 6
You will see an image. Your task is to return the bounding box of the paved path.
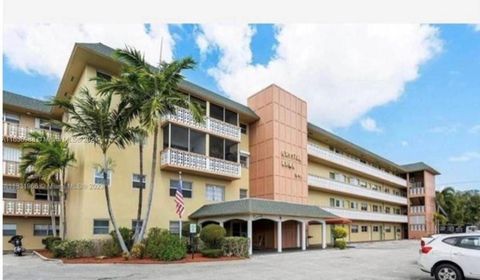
[3,240,432,280]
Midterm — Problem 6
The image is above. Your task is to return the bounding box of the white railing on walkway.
[307,143,407,187]
[321,207,408,223]
[161,148,241,178]
[3,199,60,216]
[161,106,241,141]
[409,187,425,196]
[308,175,407,205]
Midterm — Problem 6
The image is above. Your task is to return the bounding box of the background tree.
[50,89,137,255]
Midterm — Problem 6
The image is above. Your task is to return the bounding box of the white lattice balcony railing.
[3,122,61,141]
[160,148,241,179]
[3,161,21,177]
[3,199,60,216]
[321,207,408,223]
[410,205,425,214]
[308,175,408,205]
[161,106,241,141]
[307,143,407,187]
[409,187,425,196]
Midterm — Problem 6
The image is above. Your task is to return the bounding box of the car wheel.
[434,264,463,280]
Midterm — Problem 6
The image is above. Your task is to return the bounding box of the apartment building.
[2,43,439,252]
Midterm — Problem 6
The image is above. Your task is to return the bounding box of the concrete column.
[321,221,327,249]
[296,223,301,247]
[277,220,282,253]
[219,221,224,228]
[247,218,253,256]
[301,221,306,251]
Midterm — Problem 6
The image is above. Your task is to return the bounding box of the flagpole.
[179,171,182,239]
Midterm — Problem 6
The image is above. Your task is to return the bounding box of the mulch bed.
[35,250,244,264]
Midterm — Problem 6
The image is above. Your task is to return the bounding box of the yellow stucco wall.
[3,217,54,250]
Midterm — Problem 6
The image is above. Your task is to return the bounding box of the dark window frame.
[93,219,110,235]
[169,180,193,198]
[132,174,146,189]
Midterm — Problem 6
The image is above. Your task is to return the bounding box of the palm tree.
[436,187,457,223]
[50,89,137,255]
[97,46,203,243]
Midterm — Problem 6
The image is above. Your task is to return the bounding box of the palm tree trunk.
[102,153,129,255]
[59,170,66,239]
[48,185,57,238]
[137,124,158,243]
[133,141,144,240]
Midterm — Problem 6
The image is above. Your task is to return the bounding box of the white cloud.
[196,24,442,128]
[360,117,382,132]
[449,152,480,162]
[469,124,480,134]
[401,140,409,147]
[3,24,175,78]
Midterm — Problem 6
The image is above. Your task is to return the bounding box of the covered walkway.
[189,198,342,255]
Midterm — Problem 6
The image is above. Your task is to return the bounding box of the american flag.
[175,172,185,218]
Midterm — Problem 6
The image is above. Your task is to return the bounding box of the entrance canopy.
[190,198,338,221]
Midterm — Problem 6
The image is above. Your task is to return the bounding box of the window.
[350,202,358,209]
[394,208,401,215]
[224,109,238,126]
[132,174,146,189]
[34,189,48,201]
[385,207,391,214]
[169,221,181,234]
[385,226,391,233]
[94,169,111,186]
[240,154,249,168]
[225,140,238,162]
[3,185,17,199]
[190,130,206,155]
[361,226,368,232]
[240,189,248,199]
[372,205,379,212]
[34,224,59,236]
[361,203,368,211]
[206,185,225,201]
[210,103,224,121]
[329,198,335,207]
[169,180,193,198]
[3,224,16,236]
[351,225,359,233]
[372,226,379,232]
[93,219,109,234]
[37,118,62,132]
[240,123,247,134]
[209,135,224,159]
[3,112,20,124]
[329,172,335,180]
[443,237,458,245]
[131,220,143,230]
[170,125,189,151]
[96,71,112,81]
[372,185,379,191]
[384,188,390,194]
[457,236,480,250]
[360,181,367,188]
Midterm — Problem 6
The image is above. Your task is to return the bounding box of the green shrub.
[222,237,249,258]
[199,224,226,249]
[332,227,347,240]
[131,243,145,259]
[145,228,186,261]
[101,239,121,258]
[110,227,134,250]
[201,248,224,258]
[75,240,95,257]
[52,240,77,258]
[334,240,347,249]
[42,236,61,251]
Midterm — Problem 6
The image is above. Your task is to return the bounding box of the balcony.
[160,148,241,179]
[308,175,407,205]
[3,199,60,217]
[3,161,20,177]
[307,143,407,187]
[410,205,425,214]
[3,122,61,142]
[321,207,408,223]
[161,106,241,141]
[409,187,425,196]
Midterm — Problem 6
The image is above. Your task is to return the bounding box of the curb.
[33,250,62,262]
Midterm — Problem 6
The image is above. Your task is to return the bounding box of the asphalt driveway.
[3,240,431,280]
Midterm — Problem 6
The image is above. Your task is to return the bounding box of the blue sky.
[3,24,480,190]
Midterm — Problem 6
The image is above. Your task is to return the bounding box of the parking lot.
[3,240,431,280]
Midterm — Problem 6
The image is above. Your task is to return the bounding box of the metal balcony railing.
[307,143,407,187]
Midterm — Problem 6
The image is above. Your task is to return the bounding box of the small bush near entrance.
[131,243,145,259]
[110,227,134,250]
[334,240,347,250]
[201,248,224,258]
[222,237,249,258]
[42,236,61,251]
[145,228,187,261]
[332,227,347,240]
[200,224,226,249]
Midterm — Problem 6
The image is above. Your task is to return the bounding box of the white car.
[418,233,480,280]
